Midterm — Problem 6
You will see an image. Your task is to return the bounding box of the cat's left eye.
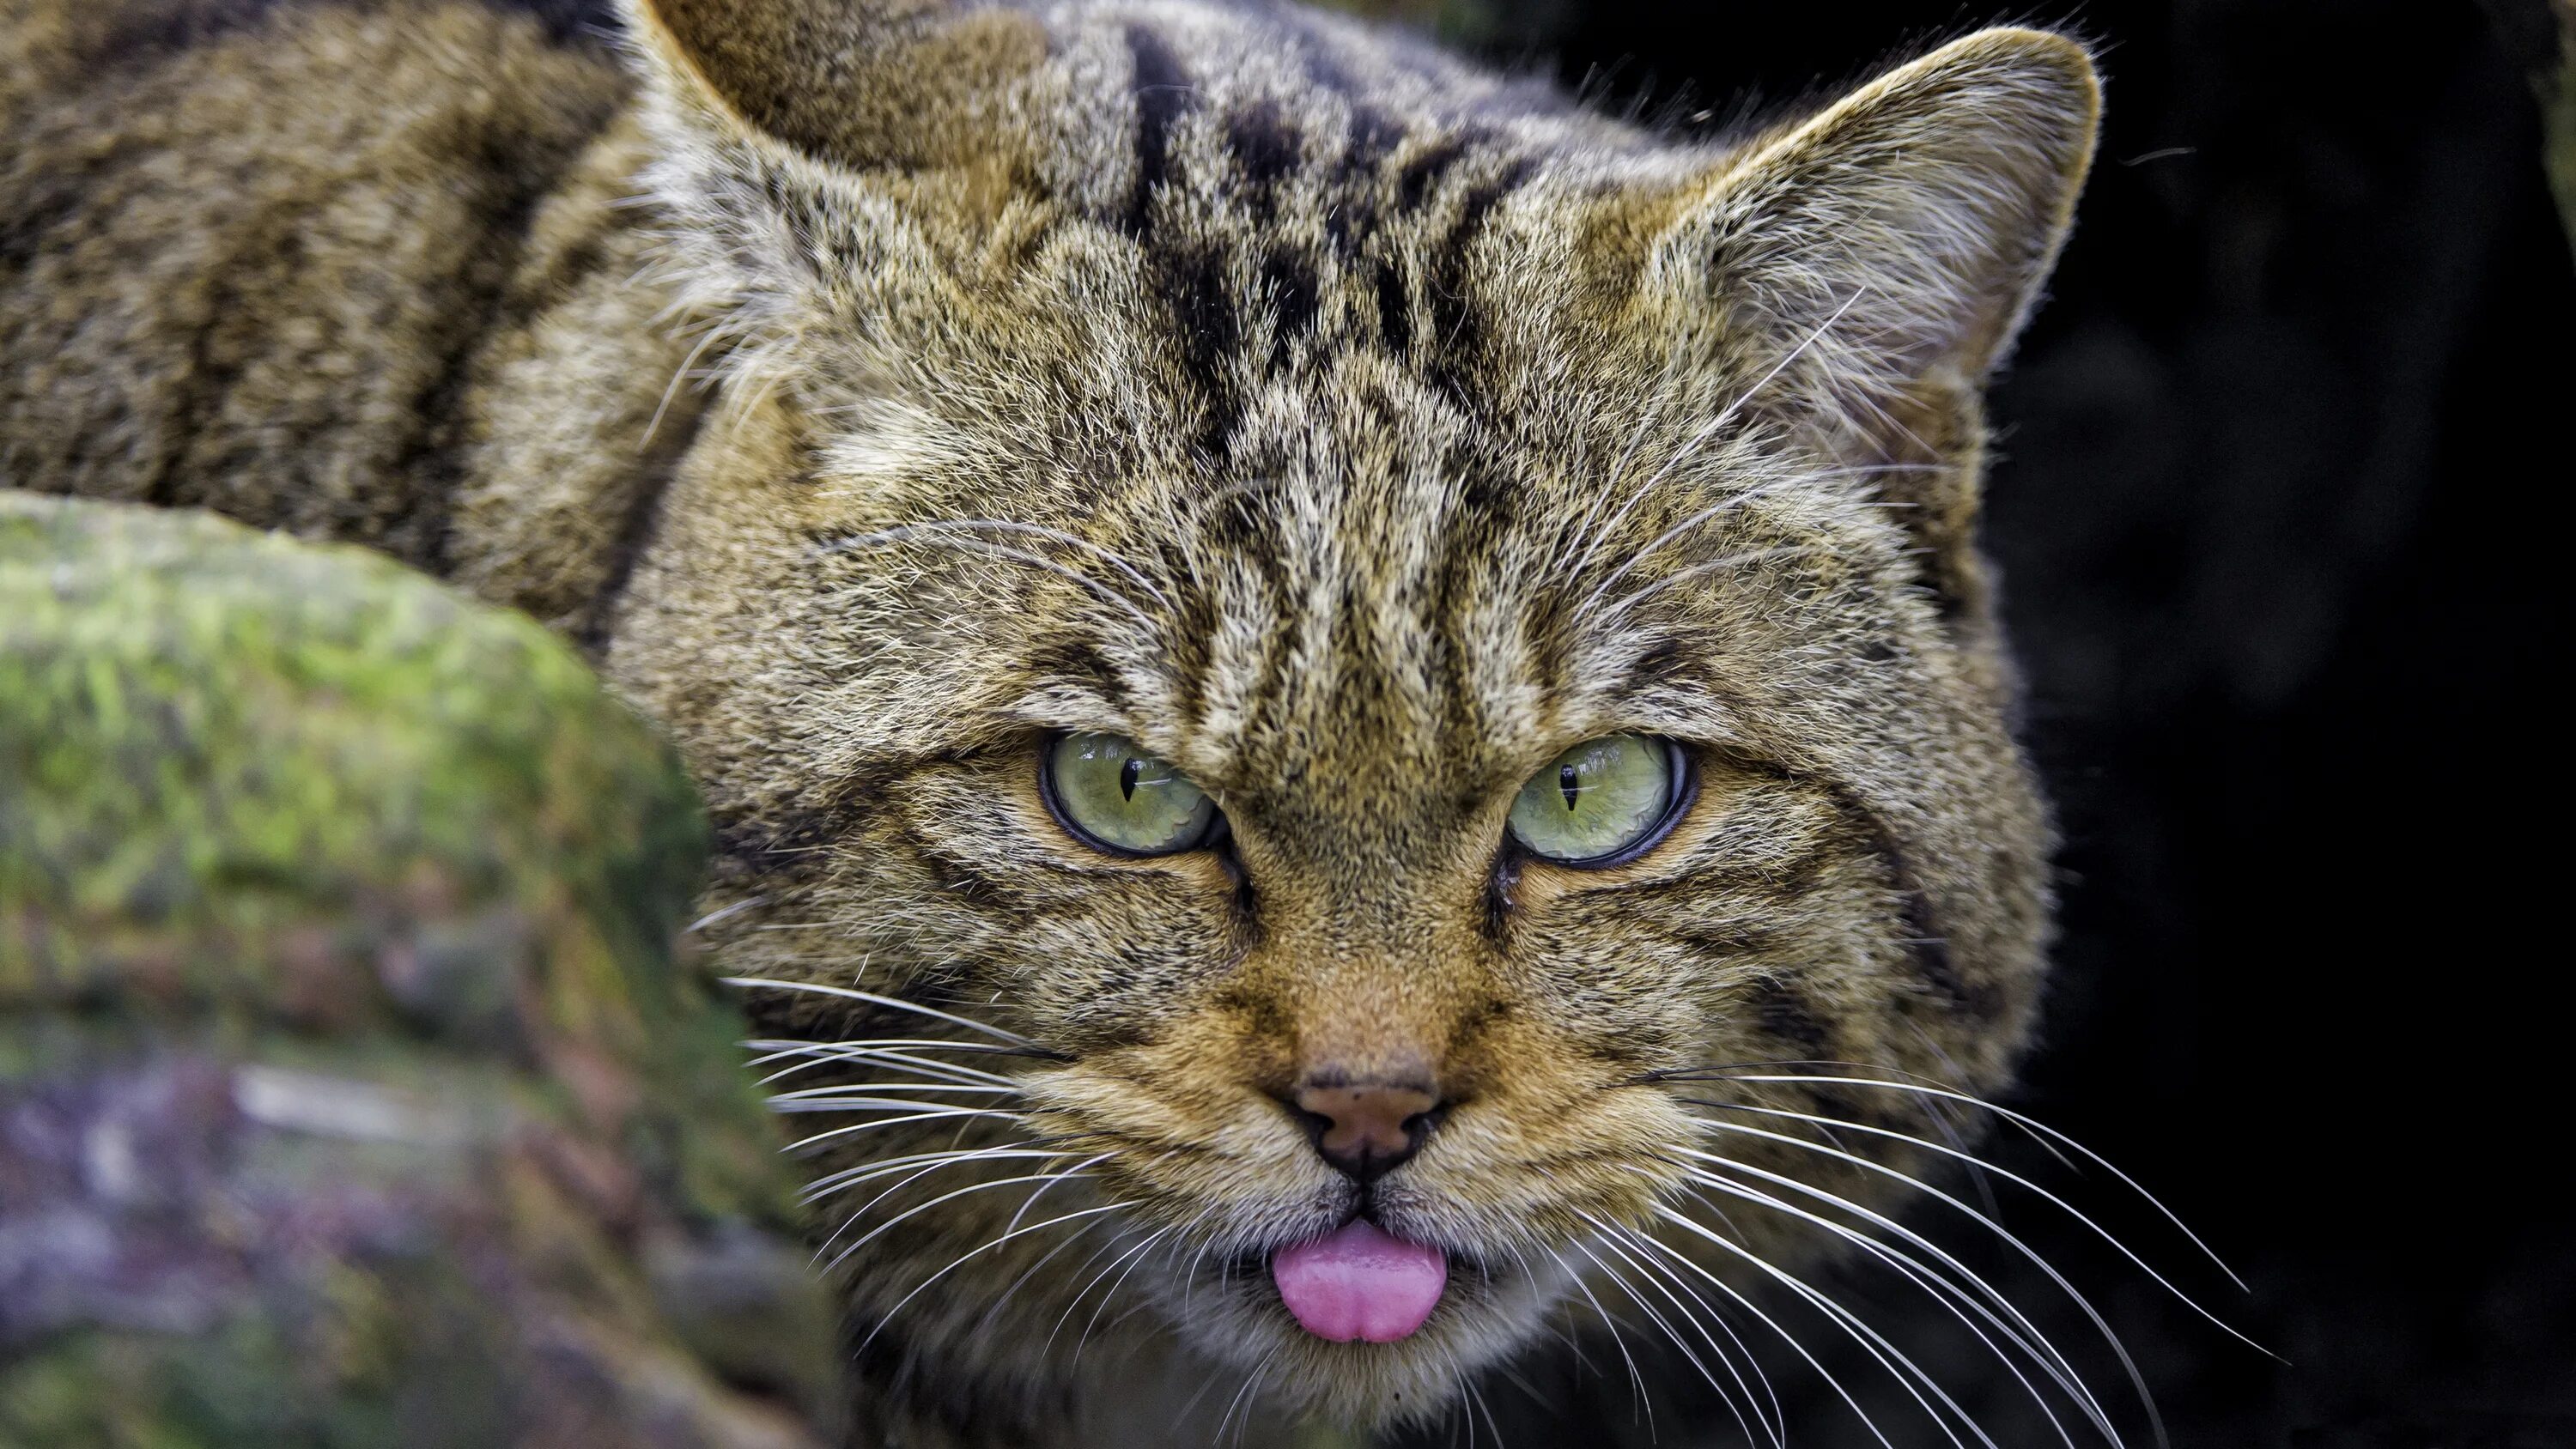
[1506,734,1687,866]
[1043,732,1222,857]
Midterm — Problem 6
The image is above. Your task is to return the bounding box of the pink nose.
[1291,1078,1442,1183]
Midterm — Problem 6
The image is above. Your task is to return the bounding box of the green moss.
[0,496,836,1447]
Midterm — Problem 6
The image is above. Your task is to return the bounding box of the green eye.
[1044,732,1220,857]
[1507,735,1683,865]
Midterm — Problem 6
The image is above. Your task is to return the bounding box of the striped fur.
[1,0,2098,1441]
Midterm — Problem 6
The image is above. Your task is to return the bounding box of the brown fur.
[0,0,2098,1441]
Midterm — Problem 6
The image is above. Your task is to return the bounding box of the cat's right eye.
[1506,734,1686,867]
[1042,732,1222,857]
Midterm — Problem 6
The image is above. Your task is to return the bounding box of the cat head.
[605,0,2094,1432]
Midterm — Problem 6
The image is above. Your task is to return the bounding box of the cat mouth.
[1269,1217,1449,1343]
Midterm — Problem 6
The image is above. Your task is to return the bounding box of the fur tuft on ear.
[619,0,1045,170]
[1617,27,2098,627]
[1647,27,2100,425]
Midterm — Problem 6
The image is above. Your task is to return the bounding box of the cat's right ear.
[618,0,1045,173]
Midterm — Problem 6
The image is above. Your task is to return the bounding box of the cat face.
[605,0,2093,1433]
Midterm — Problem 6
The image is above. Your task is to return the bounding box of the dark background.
[1376,1,2573,1445]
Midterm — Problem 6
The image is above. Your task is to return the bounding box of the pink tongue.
[1271,1220,1447,1343]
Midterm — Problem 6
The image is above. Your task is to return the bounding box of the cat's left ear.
[1640,27,2099,440]
[618,0,1044,173]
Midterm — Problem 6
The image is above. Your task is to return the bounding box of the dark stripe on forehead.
[1123,25,1195,239]
[1164,243,1242,454]
[1226,101,1303,224]
[1261,248,1321,367]
[1396,136,1473,212]
[1373,259,1412,356]
[1347,106,1409,168]
[1421,156,1535,404]
[1324,109,1404,258]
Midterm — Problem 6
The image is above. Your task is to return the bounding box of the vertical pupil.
[1559,761,1581,812]
[1120,755,1145,802]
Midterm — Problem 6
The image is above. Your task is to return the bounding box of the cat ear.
[1642,27,2099,433]
[619,0,1045,170]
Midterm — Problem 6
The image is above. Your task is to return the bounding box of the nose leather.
[1292,1079,1441,1182]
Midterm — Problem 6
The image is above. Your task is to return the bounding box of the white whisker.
[1002,1150,1115,1237]
[855,1203,1129,1354]
[801,1145,1069,1201]
[971,1212,1116,1340]
[722,976,1046,1049]
[1545,1244,1656,1433]
[1571,1231,1771,1449]
[1675,1162,2101,1446]
[1652,1201,1993,1449]
[1687,1094,2253,1353]
[1622,1212,1909,1449]
[1689,1070,2248,1294]
[821,1168,1100,1277]
[780,1106,1025,1155]
[1577,1214,1783,1449]
[1066,1224,1179,1366]
[768,1081,1015,1097]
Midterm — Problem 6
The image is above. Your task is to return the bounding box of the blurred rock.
[0,495,840,1449]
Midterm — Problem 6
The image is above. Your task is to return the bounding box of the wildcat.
[1,0,2101,1442]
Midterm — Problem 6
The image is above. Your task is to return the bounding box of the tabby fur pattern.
[1,0,2099,1440]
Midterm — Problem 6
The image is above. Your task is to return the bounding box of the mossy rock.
[0,495,840,1449]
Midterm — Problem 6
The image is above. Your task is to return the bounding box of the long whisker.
[1003,1150,1115,1237]
[1674,1161,2105,1447]
[749,1035,1028,1070]
[1571,1230,1775,1449]
[1676,1137,2133,1437]
[1675,1069,2247,1292]
[970,1211,1117,1341]
[822,1169,1100,1276]
[769,1095,1023,1117]
[780,1106,1028,1155]
[722,976,1056,1052]
[1022,1220,1150,1355]
[1070,1223,1181,1366]
[768,1081,1016,1098]
[1595,1220,1789,1448]
[807,1142,1069,1260]
[1545,1244,1656,1434]
[752,1047,1022,1094]
[1685,1095,2255,1349]
[1618,1214,1907,1449]
[1214,1344,1282,1446]
[1651,1201,1995,1449]
[1583,1215,1788,1449]
[800,1144,1072,1201]
[1461,1363,1508,1449]
[855,1203,1129,1354]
